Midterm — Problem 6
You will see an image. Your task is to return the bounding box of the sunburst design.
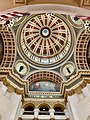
[23,14,68,57]
[18,13,73,67]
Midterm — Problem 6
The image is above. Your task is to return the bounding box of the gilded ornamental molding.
[80,0,90,6]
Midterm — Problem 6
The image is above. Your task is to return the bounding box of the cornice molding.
[0,69,90,105]
[80,0,90,6]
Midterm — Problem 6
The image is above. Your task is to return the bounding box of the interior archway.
[87,40,90,68]
[54,104,65,115]
[39,103,50,115]
[0,33,4,65]
[23,103,35,115]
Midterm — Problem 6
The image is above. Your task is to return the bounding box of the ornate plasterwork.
[0,68,90,103]
[64,71,90,101]
[0,26,16,68]
[80,0,90,6]
[22,98,65,110]
[0,10,90,106]
[17,13,75,68]
[76,29,90,70]
[13,0,90,7]
[14,0,27,5]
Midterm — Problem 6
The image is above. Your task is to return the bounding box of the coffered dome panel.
[76,29,90,70]
[0,27,15,68]
[17,13,75,68]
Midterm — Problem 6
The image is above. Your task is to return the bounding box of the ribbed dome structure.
[18,13,75,68]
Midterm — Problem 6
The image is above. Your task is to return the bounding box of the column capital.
[34,108,40,112]
[49,109,55,112]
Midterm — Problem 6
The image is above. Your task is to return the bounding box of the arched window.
[54,104,65,115]
[23,104,35,115]
[24,106,34,111]
[39,104,50,115]
[54,106,64,112]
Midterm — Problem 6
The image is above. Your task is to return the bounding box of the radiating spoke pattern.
[20,13,72,66]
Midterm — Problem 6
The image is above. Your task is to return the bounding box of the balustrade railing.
[23,111,65,116]
[39,111,49,115]
[23,111,34,115]
[54,111,65,115]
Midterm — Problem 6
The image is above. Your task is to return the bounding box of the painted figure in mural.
[31,82,42,91]
[29,81,60,92]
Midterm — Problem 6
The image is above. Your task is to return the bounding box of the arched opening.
[39,104,50,115]
[0,33,4,65]
[24,106,34,111]
[54,104,65,116]
[87,40,90,68]
[54,106,64,112]
[23,104,35,115]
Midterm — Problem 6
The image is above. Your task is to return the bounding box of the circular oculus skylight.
[17,13,75,68]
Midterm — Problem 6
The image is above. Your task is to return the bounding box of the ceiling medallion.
[15,60,29,75]
[17,13,75,68]
[60,61,75,77]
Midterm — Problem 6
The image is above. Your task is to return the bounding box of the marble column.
[49,109,55,120]
[34,108,39,119]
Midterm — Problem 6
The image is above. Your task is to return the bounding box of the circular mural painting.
[17,13,75,68]
[15,60,29,75]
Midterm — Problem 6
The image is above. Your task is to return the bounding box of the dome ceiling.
[0,4,90,102]
[17,13,74,68]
